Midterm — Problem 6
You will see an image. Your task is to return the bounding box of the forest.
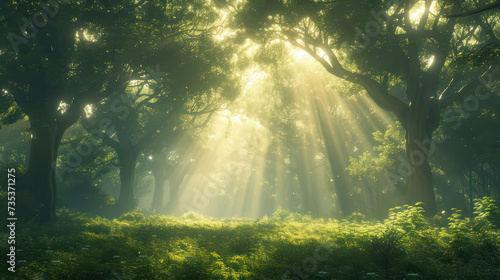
[0,0,499,279]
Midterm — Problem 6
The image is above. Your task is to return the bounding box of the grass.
[0,201,499,280]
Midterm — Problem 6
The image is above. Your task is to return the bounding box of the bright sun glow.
[84,104,93,118]
[409,1,439,25]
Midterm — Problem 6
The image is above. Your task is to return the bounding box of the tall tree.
[0,0,144,221]
[234,0,499,214]
[80,1,236,212]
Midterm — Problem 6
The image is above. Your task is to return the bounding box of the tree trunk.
[314,100,354,217]
[151,169,166,212]
[165,178,182,214]
[25,117,64,223]
[240,172,257,217]
[406,136,436,214]
[150,153,169,211]
[116,148,138,213]
[294,155,319,217]
[404,101,438,215]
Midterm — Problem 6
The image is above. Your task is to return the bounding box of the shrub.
[474,197,500,228]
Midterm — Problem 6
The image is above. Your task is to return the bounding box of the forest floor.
[1,204,499,280]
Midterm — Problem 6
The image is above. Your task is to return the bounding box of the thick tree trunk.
[25,117,65,223]
[406,134,436,214]
[116,149,138,213]
[403,100,439,215]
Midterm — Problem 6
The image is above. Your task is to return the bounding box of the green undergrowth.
[1,198,499,280]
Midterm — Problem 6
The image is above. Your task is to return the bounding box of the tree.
[431,90,500,214]
[230,41,388,217]
[144,139,205,214]
[0,0,144,222]
[244,43,325,216]
[347,125,406,217]
[234,0,499,214]
[56,124,117,215]
[82,79,226,214]
[80,2,236,213]
[0,89,23,129]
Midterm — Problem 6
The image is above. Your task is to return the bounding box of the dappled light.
[1,0,499,279]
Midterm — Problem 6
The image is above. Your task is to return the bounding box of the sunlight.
[289,47,308,61]
[158,98,271,217]
[84,104,93,118]
[409,1,439,25]
[244,68,267,87]
[154,40,401,218]
[213,9,236,41]
[4,1,499,278]
[427,55,435,67]
[57,101,69,114]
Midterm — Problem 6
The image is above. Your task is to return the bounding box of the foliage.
[347,125,406,217]
[1,200,499,279]
[347,125,405,182]
[474,196,500,228]
[386,203,429,234]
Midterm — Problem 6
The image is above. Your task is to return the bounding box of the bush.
[474,197,500,228]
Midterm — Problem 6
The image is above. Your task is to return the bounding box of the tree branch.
[285,34,407,122]
[418,0,433,31]
[82,120,121,151]
[439,66,494,107]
